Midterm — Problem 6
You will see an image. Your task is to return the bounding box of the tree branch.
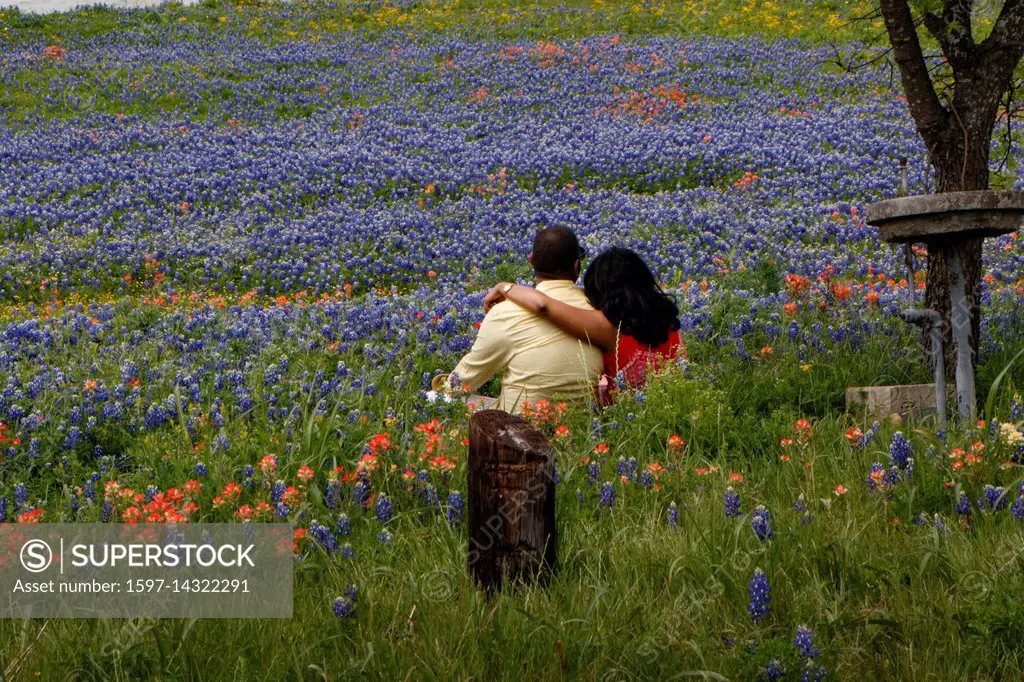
[923,1,976,72]
[879,0,950,147]
[943,0,974,41]
[981,0,1024,61]
[979,0,1024,93]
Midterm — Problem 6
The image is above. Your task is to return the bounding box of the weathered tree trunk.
[467,410,556,594]
[925,132,991,377]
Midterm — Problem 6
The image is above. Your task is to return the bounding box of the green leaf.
[984,346,1024,422]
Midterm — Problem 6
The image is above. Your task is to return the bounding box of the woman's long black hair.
[582,247,680,347]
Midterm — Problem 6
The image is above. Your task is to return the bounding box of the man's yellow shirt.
[452,280,603,414]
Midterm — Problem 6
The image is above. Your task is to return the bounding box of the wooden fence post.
[467,409,556,593]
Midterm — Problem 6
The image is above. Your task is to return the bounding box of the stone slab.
[845,383,937,422]
[865,190,1024,244]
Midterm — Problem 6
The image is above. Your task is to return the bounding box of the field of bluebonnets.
[1,0,1024,678]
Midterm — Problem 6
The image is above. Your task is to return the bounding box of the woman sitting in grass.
[484,246,685,402]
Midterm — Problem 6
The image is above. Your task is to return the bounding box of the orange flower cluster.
[0,421,21,448]
[113,482,199,524]
[601,84,695,123]
[212,481,242,509]
[409,421,460,472]
[236,502,275,521]
[784,273,812,298]
[521,399,568,427]
[733,170,759,190]
[498,44,524,61]
[43,45,67,62]
[18,509,44,523]
[531,41,565,68]
[949,442,986,471]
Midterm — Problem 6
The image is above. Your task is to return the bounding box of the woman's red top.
[601,329,686,395]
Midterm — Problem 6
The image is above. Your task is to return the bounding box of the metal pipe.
[904,245,915,306]
[899,159,915,307]
[900,308,946,428]
[947,249,976,421]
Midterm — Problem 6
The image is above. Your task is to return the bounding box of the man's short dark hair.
[532,226,583,279]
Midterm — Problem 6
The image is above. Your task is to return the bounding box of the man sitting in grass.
[441,226,603,414]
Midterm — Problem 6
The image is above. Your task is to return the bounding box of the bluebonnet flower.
[667,501,680,527]
[12,481,29,506]
[724,487,741,517]
[889,432,912,470]
[587,461,600,486]
[309,520,339,554]
[421,483,439,509]
[637,470,654,488]
[762,659,784,681]
[748,568,771,622]
[446,491,464,525]
[1011,395,1023,420]
[325,480,342,509]
[101,499,113,523]
[913,512,929,527]
[353,477,371,507]
[0,496,6,523]
[336,513,351,536]
[599,482,615,508]
[933,513,948,533]
[793,494,806,512]
[617,456,638,481]
[143,404,167,430]
[980,485,1008,513]
[751,505,774,541]
[120,361,139,384]
[375,493,393,524]
[576,489,585,503]
[955,492,973,518]
[195,461,207,477]
[271,480,286,504]
[332,585,357,619]
[62,427,80,451]
[801,663,828,682]
[1012,496,1024,521]
[378,528,393,545]
[860,421,881,447]
[794,626,819,658]
[340,543,355,558]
